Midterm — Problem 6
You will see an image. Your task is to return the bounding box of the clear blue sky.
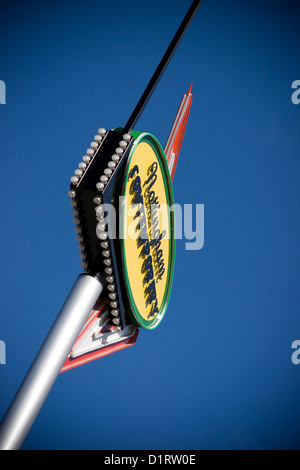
[0,0,299,450]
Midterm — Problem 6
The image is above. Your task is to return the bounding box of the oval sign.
[121,133,175,329]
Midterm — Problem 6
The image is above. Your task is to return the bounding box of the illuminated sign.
[121,133,175,329]
[65,84,193,369]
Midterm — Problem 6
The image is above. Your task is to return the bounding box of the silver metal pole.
[0,274,104,450]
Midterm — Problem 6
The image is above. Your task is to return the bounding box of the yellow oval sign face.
[121,133,175,329]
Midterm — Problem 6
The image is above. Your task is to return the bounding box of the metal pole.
[0,274,104,450]
[123,0,204,134]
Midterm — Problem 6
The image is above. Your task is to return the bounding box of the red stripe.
[60,330,139,373]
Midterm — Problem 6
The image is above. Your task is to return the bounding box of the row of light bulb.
[69,127,132,332]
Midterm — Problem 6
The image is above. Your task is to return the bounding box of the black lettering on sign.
[129,165,159,316]
[144,163,166,283]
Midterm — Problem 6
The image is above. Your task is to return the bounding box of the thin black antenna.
[123,0,204,134]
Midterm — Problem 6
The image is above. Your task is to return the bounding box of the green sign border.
[121,132,176,330]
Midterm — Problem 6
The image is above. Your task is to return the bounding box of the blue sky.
[0,0,299,450]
